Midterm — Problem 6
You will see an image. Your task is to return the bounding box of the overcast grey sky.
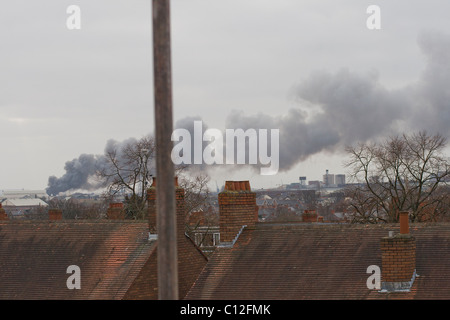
[1,0,450,192]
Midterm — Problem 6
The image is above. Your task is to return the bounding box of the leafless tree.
[345,131,450,223]
[270,205,302,222]
[45,197,108,219]
[97,135,210,220]
[179,172,210,216]
[97,135,155,219]
[22,197,108,220]
[177,168,212,242]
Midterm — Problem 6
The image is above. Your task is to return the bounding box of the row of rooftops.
[0,180,449,299]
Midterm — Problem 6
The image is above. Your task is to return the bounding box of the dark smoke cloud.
[173,115,210,173]
[47,137,152,195]
[224,68,409,172]
[226,31,450,172]
[48,31,450,190]
[409,31,450,133]
[46,154,107,196]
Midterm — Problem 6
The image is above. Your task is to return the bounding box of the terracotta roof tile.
[0,220,155,299]
[186,222,450,300]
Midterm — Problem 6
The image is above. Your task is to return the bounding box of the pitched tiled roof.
[0,220,155,299]
[186,222,450,299]
[123,232,208,300]
[2,198,48,207]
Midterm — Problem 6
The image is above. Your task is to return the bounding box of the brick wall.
[106,203,125,220]
[218,181,257,243]
[147,177,185,239]
[302,210,318,223]
[48,208,63,220]
[0,204,8,220]
[147,185,157,233]
[380,235,416,282]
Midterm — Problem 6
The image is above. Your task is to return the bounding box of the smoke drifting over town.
[47,154,105,196]
[46,137,149,196]
[226,31,450,172]
[47,31,450,195]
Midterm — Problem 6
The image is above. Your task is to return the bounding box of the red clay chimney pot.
[399,211,409,234]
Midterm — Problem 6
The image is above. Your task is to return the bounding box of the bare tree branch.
[345,131,449,223]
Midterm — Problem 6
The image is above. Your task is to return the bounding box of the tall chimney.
[302,209,318,223]
[218,180,257,244]
[107,202,125,220]
[146,176,201,299]
[399,211,409,234]
[147,177,185,241]
[48,208,63,220]
[148,177,157,233]
[0,203,8,220]
[174,179,186,246]
[380,211,416,292]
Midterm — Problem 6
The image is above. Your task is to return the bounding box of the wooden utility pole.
[152,0,178,300]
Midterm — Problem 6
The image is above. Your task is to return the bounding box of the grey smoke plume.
[47,116,211,195]
[47,154,107,196]
[48,31,450,191]
[172,115,210,173]
[226,30,450,172]
[226,69,408,172]
[47,136,152,196]
[409,31,450,132]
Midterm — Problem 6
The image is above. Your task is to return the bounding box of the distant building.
[2,198,48,216]
[1,189,47,200]
[323,170,335,186]
[335,174,346,187]
[308,180,321,189]
[299,176,307,187]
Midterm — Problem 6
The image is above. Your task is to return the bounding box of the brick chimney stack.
[147,177,185,242]
[48,208,63,220]
[380,211,416,291]
[302,210,318,223]
[143,176,207,299]
[399,210,409,234]
[147,177,157,233]
[218,181,257,244]
[107,202,125,220]
[0,203,8,220]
